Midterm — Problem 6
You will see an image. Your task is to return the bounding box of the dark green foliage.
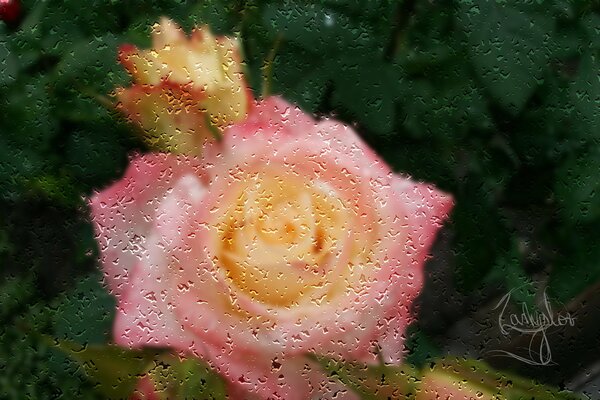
[0,275,104,399]
[1,0,599,398]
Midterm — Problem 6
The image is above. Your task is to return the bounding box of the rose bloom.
[116,18,249,154]
[91,97,453,399]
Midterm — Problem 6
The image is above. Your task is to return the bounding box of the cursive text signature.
[491,287,575,366]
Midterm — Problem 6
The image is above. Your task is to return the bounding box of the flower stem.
[261,34,283,98]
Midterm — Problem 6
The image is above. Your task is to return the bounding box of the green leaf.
[398,74,491,139]
[324,0,395,23]
[263,1,378,54]
[13,1,46,46]
[555,146,600,223]
[0,39,18,86]
[375,137,457,188]
[331,58,402,135]
[548,222,600,304]
[145,355,227,400]
[64,120,129,189]
[457,0,553,112]
[53,273,115,346]
[582,12,600,50]
[486,238,535,309]
[61,1,122,36]
[511,75,575,166]
[0,286,101,399]
[422,358,583,400]
[404,324,441,368]
[315,355,582,399]
[570,51,600,142]
[52,341,158,399]
[272,44,329,112]
[185,0,239,34]
[285,68,329,113]
[27,173,82,208]
[31,0,86,56]
[453,177,513,291]
[0,274,35,323]
[0,137,45,200]
[551,25,587,60]
[0,76,59,152]
[53,34,129,93]
[311,354,418,399]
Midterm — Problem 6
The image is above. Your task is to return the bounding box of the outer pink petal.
[112,170,207,351]
[113,260,199,351]
[392,180,454,250]
[89,153,202,300]
[201,96,316,171]
[223,96,315,142]
[205,96,391,185]
[377,178,453,363]
[311,119,391,178]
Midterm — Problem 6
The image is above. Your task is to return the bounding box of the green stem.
[261,34,283,98]
[204,114,223,142]
[78,86,116,111]
[385,0,416,61]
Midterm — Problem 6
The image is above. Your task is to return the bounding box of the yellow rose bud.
[116,17,250,153]
[115,83,210,155]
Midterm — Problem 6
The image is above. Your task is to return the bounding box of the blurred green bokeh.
[1,0,598,398]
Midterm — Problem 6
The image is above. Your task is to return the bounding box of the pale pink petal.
[89,153,202,300]
[113,259,197,350]
[392,179,453,260]
[223,96,315,142]
[112,163,207,350]
[376,178,453,363]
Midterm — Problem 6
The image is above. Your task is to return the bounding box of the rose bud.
[116,17,250,153]
[115,83,210,155]
[0,0,21,24]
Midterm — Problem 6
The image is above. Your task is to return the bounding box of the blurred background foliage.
[0,0,599,398]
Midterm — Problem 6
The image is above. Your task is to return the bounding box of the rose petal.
[89,153,202,299]
[376,178,453,363]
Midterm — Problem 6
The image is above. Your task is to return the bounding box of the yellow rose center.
[216,171,350,308]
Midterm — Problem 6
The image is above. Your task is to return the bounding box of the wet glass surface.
[1,2,599,399]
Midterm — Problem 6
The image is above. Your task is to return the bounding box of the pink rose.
[91,97,453,399]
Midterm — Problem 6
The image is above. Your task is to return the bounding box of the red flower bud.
[0,0,20,24]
